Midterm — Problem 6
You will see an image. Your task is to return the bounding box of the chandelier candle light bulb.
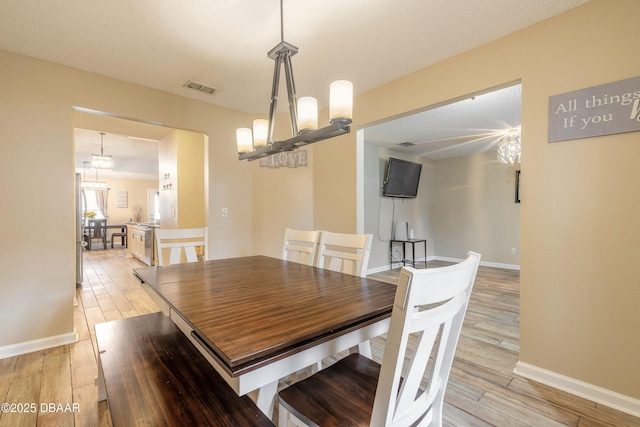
[236,128,253,153]
[330,80,353,123]
[253,119,269,147]
[297,97,318,132]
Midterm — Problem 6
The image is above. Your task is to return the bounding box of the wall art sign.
[117,191,128,208]
[259,150,307,168]
[548,75,640,143]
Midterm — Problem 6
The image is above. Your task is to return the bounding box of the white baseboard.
[0,331,79,360]
[435,256,520,271]
[368,264,393,275]
[514,361,640,418]
[368,256,520,275]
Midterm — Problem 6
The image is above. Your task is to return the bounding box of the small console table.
[390,239,427,269]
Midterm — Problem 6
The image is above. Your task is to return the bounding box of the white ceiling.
[74,112,172,181]
[0,0,588,175]
[366,83,522,160]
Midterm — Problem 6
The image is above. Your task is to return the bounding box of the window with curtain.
[82,189,107,218]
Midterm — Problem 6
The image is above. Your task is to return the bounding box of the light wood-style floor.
[1,248,639,426]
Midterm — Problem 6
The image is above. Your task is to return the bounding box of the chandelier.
[497,129,521,165]
[81,161,107,189]
[237,0,353,161]
[91,132,114,170]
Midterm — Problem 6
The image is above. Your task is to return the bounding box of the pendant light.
[237,0,353,161]
[91,132,114,170]
[497,129,521,166]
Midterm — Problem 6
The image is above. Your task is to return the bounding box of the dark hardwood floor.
[0,249,638,426]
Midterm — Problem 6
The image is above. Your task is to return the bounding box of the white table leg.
[349,340,372,358]
[253,380,278,419]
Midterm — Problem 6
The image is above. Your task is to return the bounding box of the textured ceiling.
[0,0,588,175]
[0,0,588,113]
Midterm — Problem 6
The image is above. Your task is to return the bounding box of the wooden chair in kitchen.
[278,252,481,427]
[87,218,107,250]
[316,231,372,278]
[282,228,321,266]
[110,225,127,248]
[155,227,208,266]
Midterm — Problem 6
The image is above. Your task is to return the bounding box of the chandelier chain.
[280,0,284,42]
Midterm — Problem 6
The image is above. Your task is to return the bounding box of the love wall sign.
[548,75,640,143]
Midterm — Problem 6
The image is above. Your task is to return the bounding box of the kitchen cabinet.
[127,223,157,265]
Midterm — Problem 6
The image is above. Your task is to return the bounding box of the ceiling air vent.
[398,142,416,147]
[184,81,215,95]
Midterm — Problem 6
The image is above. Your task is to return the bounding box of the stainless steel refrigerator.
[76,173,84,285]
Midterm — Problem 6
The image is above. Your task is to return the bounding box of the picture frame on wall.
[515,170,521,203]
[117,191,128,208]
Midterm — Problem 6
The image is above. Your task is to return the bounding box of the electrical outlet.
[511,248,517,254]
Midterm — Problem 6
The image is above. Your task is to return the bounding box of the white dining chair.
[316,231,373,278]
[155,227,208,266]
[282,228,320,266]
[278,252,481,427]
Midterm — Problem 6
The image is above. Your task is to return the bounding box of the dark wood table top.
[134,255,397,377]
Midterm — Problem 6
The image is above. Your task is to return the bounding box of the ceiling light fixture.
[91,132,114,170]
[237,0,353,161]
[81,180,108,190]
[497,128,521,165]
[81,161,108,190]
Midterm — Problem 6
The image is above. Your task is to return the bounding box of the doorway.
[72,109,209,279]
[148,189,160,224]
[358,82,522,273]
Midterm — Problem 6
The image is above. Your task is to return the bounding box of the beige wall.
[98,177,159,224]
[352,0,640,401]
[159,130,179,228]
[176,130,206,229]
[434,151,520,265]
[0,49,253,352]
[159,129,206,229]
[517,2,640,400]
[251,149,315,259]
[313,133,358,233]
[249,112,316,258]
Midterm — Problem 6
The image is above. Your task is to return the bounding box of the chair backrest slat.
[370,251,481,427]
[155,227,208,266]
[282,229,320,266]
[316,231,372,277]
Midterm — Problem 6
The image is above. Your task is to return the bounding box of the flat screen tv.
[382,157,422,198]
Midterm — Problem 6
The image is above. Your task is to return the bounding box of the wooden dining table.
[133,255,397,417]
